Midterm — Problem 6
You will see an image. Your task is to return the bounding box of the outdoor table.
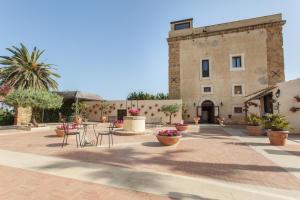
[80,122,98,147]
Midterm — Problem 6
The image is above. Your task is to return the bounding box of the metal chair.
[61,122,81,148]
[96,122,114,148]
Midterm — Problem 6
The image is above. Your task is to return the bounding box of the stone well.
[123,116,145,132]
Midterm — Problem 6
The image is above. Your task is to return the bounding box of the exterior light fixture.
[220,102,223,106]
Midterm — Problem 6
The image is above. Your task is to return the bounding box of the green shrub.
[0,108,14,125]
[245,113,261,126]
[268,114,292,131]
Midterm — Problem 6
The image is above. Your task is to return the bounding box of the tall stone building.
[167,14,285,123]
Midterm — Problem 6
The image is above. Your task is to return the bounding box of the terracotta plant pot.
[175,125,188,131]
[100,116,107,123]
[268,130,289,146]
[55,129,64,137]
[193,117,200,125]
[156,135,182,146]
[114,123,123,128]
[74,116,82,125]
[246,125,262,136]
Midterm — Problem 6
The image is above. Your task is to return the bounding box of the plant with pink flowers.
[128,108,140,116]
[158,129,181,137]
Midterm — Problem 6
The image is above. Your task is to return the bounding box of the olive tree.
[161,103,181,124]
[5,89,63,126]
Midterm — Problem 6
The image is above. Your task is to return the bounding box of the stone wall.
[168,41,181,99]
[266,24,285,85]
[85,99,182,124]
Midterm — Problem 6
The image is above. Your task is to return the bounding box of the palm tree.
[0,43,60,90]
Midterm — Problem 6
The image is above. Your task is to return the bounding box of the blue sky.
[0,0,299,99]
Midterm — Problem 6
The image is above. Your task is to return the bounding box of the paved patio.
[0,124,300,199]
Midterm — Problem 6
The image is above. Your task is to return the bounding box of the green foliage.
[262,114,292,131]
[0,108,14,125]
[245,113,261,126]
[127,91,168,100]
[99,102,110,117]
[0,43,60,90]
[71,101,89,119]
[161,104,181,124]
[5,89,63,109]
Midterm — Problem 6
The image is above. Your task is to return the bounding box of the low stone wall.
[85,99,182,124]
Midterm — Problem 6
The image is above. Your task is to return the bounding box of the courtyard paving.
[0,124,300,199]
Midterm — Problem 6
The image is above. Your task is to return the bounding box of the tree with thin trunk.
[0,43,60,90]
[161,104,181,124]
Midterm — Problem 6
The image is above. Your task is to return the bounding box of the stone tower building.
[167,14,285,123]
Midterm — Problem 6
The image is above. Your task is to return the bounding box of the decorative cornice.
[167,21,285,43]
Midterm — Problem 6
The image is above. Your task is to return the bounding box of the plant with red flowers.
[0,84,11,96]
[128,108,140,116]
[290,107,300,113]
[158,130,181,137]
[114,120,124,128]
[157,129,182,146]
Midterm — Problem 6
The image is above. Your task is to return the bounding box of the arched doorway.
[200,100,215,123]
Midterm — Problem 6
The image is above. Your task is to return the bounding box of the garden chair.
[96,122,114,148]
[61,122,81,148]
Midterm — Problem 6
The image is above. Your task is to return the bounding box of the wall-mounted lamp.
[275,89,281,98]
[220,102,223,106]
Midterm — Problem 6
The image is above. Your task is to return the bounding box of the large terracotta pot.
[55,129,64,137]
[246,125,262,136]
[175,125,188,131]
[268,130,289,146]
[156,135,182,146]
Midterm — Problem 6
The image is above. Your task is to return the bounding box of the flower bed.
[156,130,182,146]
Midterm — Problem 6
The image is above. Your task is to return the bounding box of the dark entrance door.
[263,93,273,114]
[117,109,127,120]
[198,100,215,123]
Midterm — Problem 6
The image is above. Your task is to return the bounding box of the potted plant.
[193,117,200,124]
[128,108,140,116]
[161,104,181,125]
[245,113,262,136]
[55,124,78,137]
[266,114,292,146]
[156,130,182,146]
[99,102,110,122]
[174,123,189,131]
[114,120,123,128]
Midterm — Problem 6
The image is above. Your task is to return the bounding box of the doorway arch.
[200,100,215,123]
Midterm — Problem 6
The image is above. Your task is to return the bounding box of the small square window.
[234,107,243,114]
[230,54,244,71]
[232,84,245,96]
[234,85,242,95]
[202,85,213,94]
[232,56,242,68]
[203,87,211,93]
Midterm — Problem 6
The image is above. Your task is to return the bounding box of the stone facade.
[168,14,285,124]
[266,25,285,85]
[168,42,181,99]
